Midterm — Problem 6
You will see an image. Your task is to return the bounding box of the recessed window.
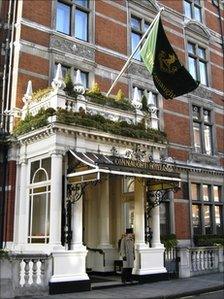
[187,42,208,85]
[214,186,221,202]
[204,205,212,234]
[215,206,222,234]
[191,183,200,200]
[191,183,223,235]
[28,158,51,244]
[56,2,71,35]
[192,105,212,155]
[123,177,134,193]
[184,0,202,22]
[56,0,90,41]
[192,204,202,235]
[54,63,89,88]
[203,184,210,202]
[131,16,150,61]
[160,201,170,236]
[133,86,159,117]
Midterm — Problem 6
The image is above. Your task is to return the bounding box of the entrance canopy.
[67,150,181,188]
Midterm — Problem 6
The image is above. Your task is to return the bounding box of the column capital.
[50,149,65,157]
[19,157,28,165]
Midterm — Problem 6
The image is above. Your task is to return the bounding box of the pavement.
[21,272,224,299]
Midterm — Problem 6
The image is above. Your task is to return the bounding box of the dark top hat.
[126,228,133,234]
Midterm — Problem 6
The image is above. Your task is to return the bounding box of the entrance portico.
[66,150,180,281]
[12,121,180,294]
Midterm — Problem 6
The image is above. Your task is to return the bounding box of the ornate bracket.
[67,183,84,204]
[145,182,180,245]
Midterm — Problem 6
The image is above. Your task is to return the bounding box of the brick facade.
[0,0,223,244]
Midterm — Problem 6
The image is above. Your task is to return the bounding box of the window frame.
[132,85,160,118]
[187,42,208,86]
[56,0,91,42]
[28,158,51,244]
[191,105,213,156]
[130,14,151,61]
[190,183,224,236]
[54,63,89,89]
[184,0,203,22]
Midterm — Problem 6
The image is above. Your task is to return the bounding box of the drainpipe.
[0,0,12,129]
[0,136,8,249]
[212,0,224,60]
[5,0,18,132]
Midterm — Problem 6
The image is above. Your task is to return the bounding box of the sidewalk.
[26,272,223,299]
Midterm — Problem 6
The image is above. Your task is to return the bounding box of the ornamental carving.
[125,145,146,161]
[191,86,212,99]
[185,21,210,40]
[131,0,159,12]
[189,152,219,166]
[50,36,95,61]
[128,63,151,79]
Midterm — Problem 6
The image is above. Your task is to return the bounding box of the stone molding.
[50,35,95,61]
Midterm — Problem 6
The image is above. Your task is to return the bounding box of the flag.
[140,16,199,99]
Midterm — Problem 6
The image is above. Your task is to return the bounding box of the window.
[192,106,212,155]
[192,204,202,235]
[28,158,51,244]
[131,16,150,61]
[184,0,202,22]
[160,201,170,236]
[56,0,90,41]
[191,183,223,236]
[56,2,70,34]
[54,64,89,88]
[187,42,208,85]
[133,86,159,116]
[123,177,134,193]
[214,186,221,202]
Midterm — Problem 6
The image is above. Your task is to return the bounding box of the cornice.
[15,122,167,150]
[172,162,224,177]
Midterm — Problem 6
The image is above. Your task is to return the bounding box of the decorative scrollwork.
[67,184,84,203]
[125,144,146,161]
[145,183,180,246]
[111,146,118,156]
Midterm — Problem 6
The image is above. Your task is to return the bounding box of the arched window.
[28,158,51,244]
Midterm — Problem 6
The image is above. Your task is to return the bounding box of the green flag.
[140,16,199,99]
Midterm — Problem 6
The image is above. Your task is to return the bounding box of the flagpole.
[106,7,164,97]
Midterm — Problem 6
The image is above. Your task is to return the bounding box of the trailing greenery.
[32,87,53,101]
[13,108,167,143]
[0,249,10,260]
[161,234,178,250]
[56,109,166,142]
[13,108,56,136]
[194,235,224,246]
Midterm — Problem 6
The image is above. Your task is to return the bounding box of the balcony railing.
[178,246,223,278]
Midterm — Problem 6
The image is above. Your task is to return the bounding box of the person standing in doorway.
[119,228,135,284]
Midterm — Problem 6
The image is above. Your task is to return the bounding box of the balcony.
[14,65,166,148]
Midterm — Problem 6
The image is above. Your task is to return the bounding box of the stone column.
[49,151,63,249]
[16,159,28,246]
[134,178,146,247]
[71,194,84,249]
[99,175,111,248]
[132,185,166,277]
